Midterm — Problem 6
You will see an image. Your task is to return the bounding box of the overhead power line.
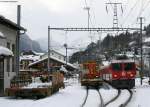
[131,0,150,26]
[0,1,17,2]
[137,0,150,17]
[84,0,88,6]
[138,0,150,17]
[121,0,139,26]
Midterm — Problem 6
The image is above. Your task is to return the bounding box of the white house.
[29,50,77,72]
[0,16,25,96]
[40,50,66,61]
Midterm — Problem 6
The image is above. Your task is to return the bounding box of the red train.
[80,59,136,89]
[80,61,102,87]
[101,60,136,89]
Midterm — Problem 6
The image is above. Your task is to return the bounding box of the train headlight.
[114,74,117,77]
[130,74,134,77]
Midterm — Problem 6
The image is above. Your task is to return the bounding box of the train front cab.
[111,61,136,89]
[80,62,103,87]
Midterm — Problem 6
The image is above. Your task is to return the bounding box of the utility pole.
[149,53,150,85]
[48,26,51,72]
[106,2,123,28]
[138,17,144,85]
[84,6,91,62]
[16,5,21,75]
[84,6,90,29]
[63,44,75,67]
[64,43,67,67]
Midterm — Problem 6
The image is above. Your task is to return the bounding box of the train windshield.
[112,63,122,71]
[124,63,134,71]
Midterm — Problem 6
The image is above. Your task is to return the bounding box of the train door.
[0,58,4,96]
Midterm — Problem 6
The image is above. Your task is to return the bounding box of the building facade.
[29,50,77,72]
[20,51,42,72]
[41,50,66,61]
[0,16,25,96]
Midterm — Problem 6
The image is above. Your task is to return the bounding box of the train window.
[112,63,122,71]
[124,63,134,71]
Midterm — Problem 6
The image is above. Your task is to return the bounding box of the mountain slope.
[20,34,43,52]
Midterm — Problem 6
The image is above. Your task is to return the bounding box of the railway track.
[96,88,105,107]
[105,89,133,107]
[119,89,133,107]
[81,87,89,107]
[81,83,133,107]
[81,87,105,107]
[104,89,121,106]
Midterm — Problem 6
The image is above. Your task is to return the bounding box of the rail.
[81,87,105,107]
[119,89,133,107]
[104,89,121,106]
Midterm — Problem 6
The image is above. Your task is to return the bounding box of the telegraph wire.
[137,0,149,17]
[121,0,139,26]
[131,0,150,27]
[138,0,150,17]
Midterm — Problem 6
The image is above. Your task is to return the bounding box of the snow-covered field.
[1,77,150,107]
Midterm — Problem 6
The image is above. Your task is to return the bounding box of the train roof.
[111,59,135,63]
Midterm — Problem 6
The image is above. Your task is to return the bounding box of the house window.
[7,42,10,49]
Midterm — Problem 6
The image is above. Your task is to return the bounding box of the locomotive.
[80,58,136,89]
[80,61,103,87]
[101,59,136,89]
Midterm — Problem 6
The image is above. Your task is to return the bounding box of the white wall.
[0,24,17,90]
[41,50,65,61]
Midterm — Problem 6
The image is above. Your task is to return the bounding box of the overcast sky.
[0,0,150,53]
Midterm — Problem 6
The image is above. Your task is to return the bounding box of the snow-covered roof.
[20,55,40,62]
[116,53,134,58]
[143,45,150,49]
[32,51,44,56]
[0,31,5,38]
[111,59,135,63]
[60,65,68,73]
[129,41,136,46]
[29,55,77,69]
[0,46,13,56]
[22,82,52,89]
[0,15,26,31]
[102,61,110,66]
[144,37,150,43]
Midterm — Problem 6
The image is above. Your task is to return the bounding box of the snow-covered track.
[96,89,105,107]
[81,87,89,107]
[81,87,105,107]
[119,89,133,107]
[105,89,133,107]
[104,89,121,106]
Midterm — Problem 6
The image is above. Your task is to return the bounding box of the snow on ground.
[100,88,118,104]
[84,89,100,107]
[22,82,52,89]
[23,77,52,89]
[1,77,150,107]
[106,89,130,107]
[128,78,150,107]
[0,78,86,107]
